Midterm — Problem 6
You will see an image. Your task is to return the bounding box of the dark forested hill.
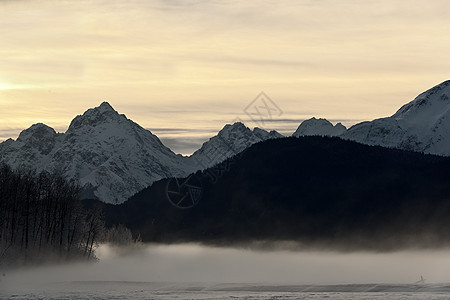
[98,137,450,250]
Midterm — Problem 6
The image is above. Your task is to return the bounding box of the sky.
[1,0,450,154]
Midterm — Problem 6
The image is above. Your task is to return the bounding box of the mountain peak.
[26,122,54,131]
[393,80,450,119]
[17,123,56,142]
[192,121,283,169]
[221,122,247,131]
[89,101,119,116]
[86,101,119,116]
[253,127,283,139]
[345,80,450,155]
[67,101,123,133]
[98,101,115,112]
[293,118,347,137]
[13,123,58,156]
[217,122,250,137]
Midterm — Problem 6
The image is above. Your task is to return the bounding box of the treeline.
[0,163,105,268]
[103,136,450,250]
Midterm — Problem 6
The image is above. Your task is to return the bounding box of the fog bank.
[2,244,450,286]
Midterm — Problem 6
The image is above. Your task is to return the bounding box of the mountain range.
[1,80,450,203]
[0,102,281,203]
[0,102,196,203]
[99,136,450,250]
[295,80,450,157]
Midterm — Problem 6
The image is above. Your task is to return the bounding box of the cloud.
[159,137,209,155]
[1,0,450,141]
[0,127,24,141]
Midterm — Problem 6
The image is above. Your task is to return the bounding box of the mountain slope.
[0,123,63,169]
[0,102,196,204]
[293,118,346,137]
[190,122,283,169]
[344,80,450,155]
[100,136,450,250]
[0,104,282,204]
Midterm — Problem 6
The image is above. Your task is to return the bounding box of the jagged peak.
[17,123,56,142]
[253,127,283,139]
[253,127,267,134]
[303,117,332,124]
[81,101,119,117]
[222,121,247,129]
[27,122,54,130]
[98,101,115,112]
[88,101,119,116]
[269,130,281,134]
[293,117,347,137]
[219,122,283,140]
[297,118,346,129]
[67,101,124,132]
[218,122,250,135]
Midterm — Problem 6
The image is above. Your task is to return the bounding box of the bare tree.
[0,163,108,267]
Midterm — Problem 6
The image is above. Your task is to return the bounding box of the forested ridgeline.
[0,163,109,268]
[103,137,450,250]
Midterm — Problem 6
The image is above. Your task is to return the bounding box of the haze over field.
[3,244,450,299]
[5,244,450,284]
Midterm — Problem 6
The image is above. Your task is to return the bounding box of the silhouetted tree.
[0,163,107,267]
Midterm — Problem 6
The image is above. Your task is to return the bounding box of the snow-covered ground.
[2,244,450,299]
[2,281,450,299]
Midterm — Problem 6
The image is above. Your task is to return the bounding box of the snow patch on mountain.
[344,80,450,155]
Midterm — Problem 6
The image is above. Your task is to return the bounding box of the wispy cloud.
[0,0,449,142]
[159,136,209,155]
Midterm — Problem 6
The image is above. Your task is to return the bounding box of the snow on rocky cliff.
[0,102,196,204]
[343,80,450,155]
[191,122,283,169]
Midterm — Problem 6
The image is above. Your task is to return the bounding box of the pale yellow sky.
[1,0,450,154]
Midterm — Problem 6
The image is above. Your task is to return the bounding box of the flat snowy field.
[2,282,450,299]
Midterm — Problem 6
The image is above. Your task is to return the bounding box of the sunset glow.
[1,0,450,153]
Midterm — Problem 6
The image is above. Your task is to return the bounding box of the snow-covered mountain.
[0,102,196,204]
[343,80,450,156]
[293,118,347,137]
[0,103,283,204]
[191,122,283,169]
[5,80,450,204]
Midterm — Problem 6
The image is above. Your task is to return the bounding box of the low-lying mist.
[2,243,450,286]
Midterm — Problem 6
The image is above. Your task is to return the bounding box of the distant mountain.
[344,80,450,155]
[191,122,283,169]
[4,80,450,204]
[293,117,347,137]
[0,102,196,204]
[100,136,450,250]
[0,104,283,204]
